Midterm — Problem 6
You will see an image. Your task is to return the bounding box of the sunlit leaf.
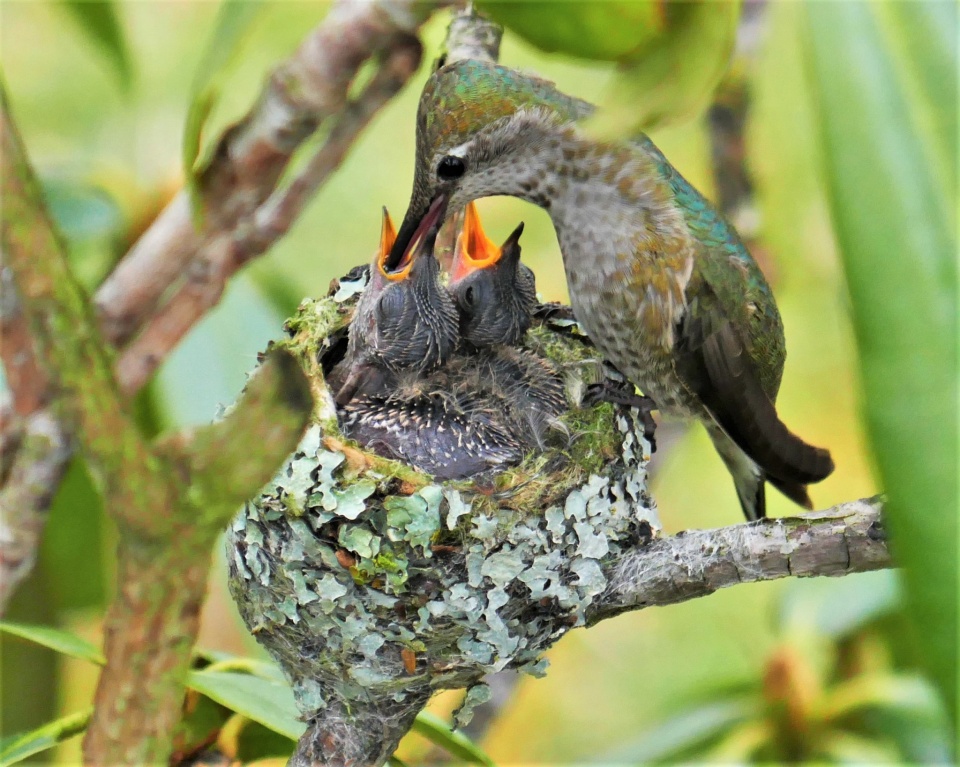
[818,674,945,723]
[186,670,305,741]
[603,697,759,763]
[701,718,771,762]
[0,708,92,766]
[801,1,958,725]
[476,1,665,61]
[0,621,104,665]
[58,1,132,91]
[818,730,902,764]
[409,711,495,766]
[586,1,740,137]
[183,0,265,217]
[202,656,287,683]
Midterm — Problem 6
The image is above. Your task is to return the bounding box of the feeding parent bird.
[385,59,834,521]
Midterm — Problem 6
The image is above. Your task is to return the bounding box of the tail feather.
[700,323,835,487]
[768,474,814,510]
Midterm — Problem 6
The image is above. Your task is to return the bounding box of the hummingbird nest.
[226,269,659,766]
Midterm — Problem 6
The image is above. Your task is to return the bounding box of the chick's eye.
[437,156,465,181]
[463,286,475,306]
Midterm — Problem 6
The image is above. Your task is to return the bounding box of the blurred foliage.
[482,0,740,135]
[801,0,958,725]
[607,571,951,763]
[1,0,953,763]
[58,0,132,92]
[476,0,667,60]
[183,0,265,218]
[0,625,490,766]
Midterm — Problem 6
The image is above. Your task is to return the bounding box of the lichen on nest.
[226,268,660,761]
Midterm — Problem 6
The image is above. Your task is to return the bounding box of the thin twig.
[114,35,424,394]
[95,0,444,349]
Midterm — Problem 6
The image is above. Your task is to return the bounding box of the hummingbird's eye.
[437,156,466,181]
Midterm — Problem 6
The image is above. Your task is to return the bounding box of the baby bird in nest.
[335,203,565,479]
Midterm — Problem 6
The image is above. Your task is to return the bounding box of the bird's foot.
[583,381,658,452]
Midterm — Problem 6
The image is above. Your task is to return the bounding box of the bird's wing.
[675,285,834,487]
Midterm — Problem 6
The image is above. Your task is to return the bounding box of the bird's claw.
[583,382,658,453]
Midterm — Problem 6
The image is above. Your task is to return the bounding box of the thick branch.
[85,349,311,766]
[161,347,313,530]
[0,264,50,416]
[1,84,178,542]
[3,77,314,763]
[589,497,889,625]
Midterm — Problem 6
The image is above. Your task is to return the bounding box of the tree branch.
[114,34,424,394]
[95,0,443,349]
[1,0,447,612]
[1,83,178,542]
[589,497,889,625]
[2,81,314,764]
[85,350,312,766]
[0,409,71,611]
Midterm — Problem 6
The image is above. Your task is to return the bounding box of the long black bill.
[385,194,448,272]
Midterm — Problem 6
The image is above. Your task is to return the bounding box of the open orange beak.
[376,207,411,281]
[451,201,503,283]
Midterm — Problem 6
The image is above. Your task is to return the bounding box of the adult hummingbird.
[385,60,833,521]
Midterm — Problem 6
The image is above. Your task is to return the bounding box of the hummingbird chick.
[387,59,834,521]
[336,204,564,479]
[329,205,458,407]
[448,201,535,349]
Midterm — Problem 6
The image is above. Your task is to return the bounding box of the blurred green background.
[1,1,954,763]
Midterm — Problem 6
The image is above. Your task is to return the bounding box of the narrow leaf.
[182,0,264,215]
[801,1,958,723]
[0,621,104,665]
[410,711,495,766]
[59,1,132,91]
[0,708,93,766]
[186,670,305,741]
[603,697,758,762]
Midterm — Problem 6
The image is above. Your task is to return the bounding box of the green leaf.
[603,697,758,763]
[185,669,305,741]
[586,1,740,137]
[477,1,665,61]
[0,708,93,766]
[410,711,495,766]
[778,569,901,640]
[58,1,132,91]
[801,1,958,725]
[41,457,107,612]
[0,621,104,665]
[182,0,265,217]
[201,655,287,683]
[234,719,297,762]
